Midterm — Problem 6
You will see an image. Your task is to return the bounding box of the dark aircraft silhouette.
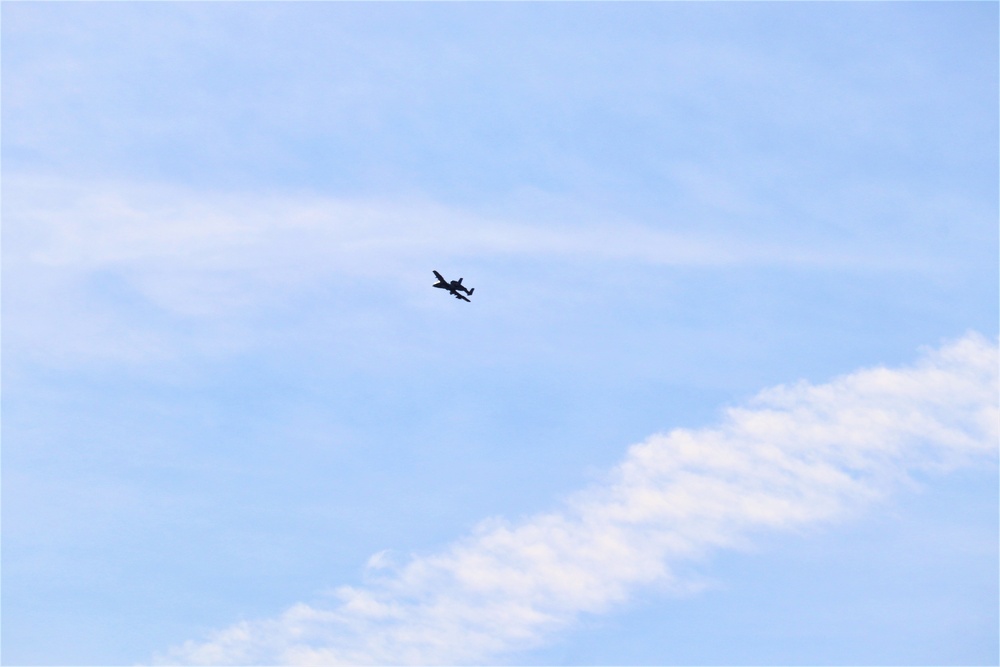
[432,270,475,302]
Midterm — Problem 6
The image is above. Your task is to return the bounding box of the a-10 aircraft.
[432,270,475,302]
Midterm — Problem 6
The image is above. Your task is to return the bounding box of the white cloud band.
[160,332,998,665]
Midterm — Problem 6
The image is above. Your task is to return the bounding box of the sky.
[1,2,997,665]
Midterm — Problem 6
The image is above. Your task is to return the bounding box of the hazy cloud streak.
[3,174,942,368]
[161,333,998,665]
[6,174,883,285]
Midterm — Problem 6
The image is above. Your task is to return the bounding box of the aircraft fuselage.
[432,270,474,301]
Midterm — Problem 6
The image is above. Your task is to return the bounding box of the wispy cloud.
[159,333,998,665]
[6,174,929,368]
[7,173,895,281]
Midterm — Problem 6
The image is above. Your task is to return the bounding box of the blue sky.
[2,3,997,665]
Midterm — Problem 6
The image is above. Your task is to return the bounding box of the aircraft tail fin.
[468,288,474,295]
[457,277,463,285]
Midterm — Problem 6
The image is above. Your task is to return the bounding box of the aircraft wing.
[454,292,471,302]
[432,270,446,283]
